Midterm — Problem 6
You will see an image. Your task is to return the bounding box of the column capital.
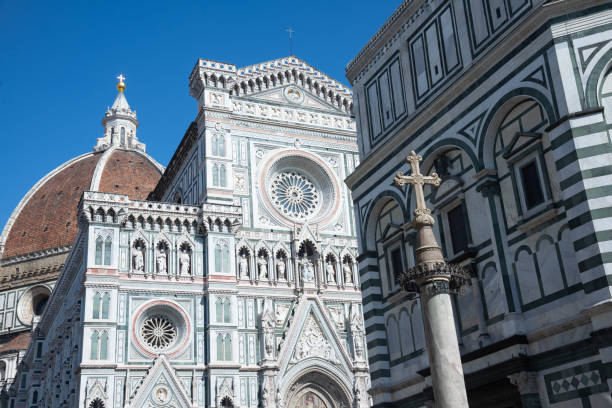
[476,179,501,198]
[396,261,470,294]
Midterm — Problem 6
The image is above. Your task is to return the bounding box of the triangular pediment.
[245,85,347,114]
[126,355,193,408]
[278,297,353,376]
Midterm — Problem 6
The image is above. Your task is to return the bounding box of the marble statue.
[258,256,268,279]
[239,253,249,278]
[326,262,336,284]
[343,262,352,283]
[156,250,167,274]
[133,249,144,272]
[277,257,286,280]
[300,258,315,282]
[179,249,190,275]
[262,298,275,360]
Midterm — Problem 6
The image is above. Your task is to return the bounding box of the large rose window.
[261,153,339,225]
[271,172,321,220]
[141,315,177,350]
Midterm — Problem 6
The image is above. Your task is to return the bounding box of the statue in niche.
[133,247,144,272]
[179,248,190,275]
[262,298,275,360]
[258,255,268,279]
[354,334,365,361]
[300,258,315,282]
[277,257,286,280]
[156,250,167,274]
[343,261,353,284]
[239,253,249,279]
[326,261,336,284]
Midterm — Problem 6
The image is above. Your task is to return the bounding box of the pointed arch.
[93,292,101,319]
[103,236,112,265]
[95,236,103,265]
[90,331,99,359]
[99,331,108,360]
[216,334,224,360]
[101,292,110,319]
[213,164,219,186]
[220,165,227,187]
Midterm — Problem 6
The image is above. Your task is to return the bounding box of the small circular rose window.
[134,302,189,356]
[141,315,177,350]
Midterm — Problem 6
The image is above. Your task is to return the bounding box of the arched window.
[32,391,38,405]
[212,134,218,156]
[95,237,103,265]
[213,164,219,186]
[101,292,110,319]
[93,293,101,319]
[219,135,226,156]
[120,127,126,145]
[217,334,224,360]
[224,334,232,360]
[99,331,108,360]
[104,237,112,265]
[90,331,99,360]
[215,245,223,272]
[220,165,227,187]
[223,299,231,323]
[600,67,612,123]
[223,245,230,272]
[216,298,223,322]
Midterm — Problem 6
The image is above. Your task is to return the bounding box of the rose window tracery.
[141,315,177,350]
[270,172,320,220]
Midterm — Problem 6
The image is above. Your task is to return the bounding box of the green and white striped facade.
[345,0,612,406]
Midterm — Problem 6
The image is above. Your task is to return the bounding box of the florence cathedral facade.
[0,56,370,407]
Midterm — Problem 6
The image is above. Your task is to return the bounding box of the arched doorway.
[284,371,350,408]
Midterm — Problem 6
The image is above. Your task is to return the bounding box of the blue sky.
[0,0,399,229]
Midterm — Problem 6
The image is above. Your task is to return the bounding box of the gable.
[245,85,347,114]
[126,355,193,408]
[278,298,353,376]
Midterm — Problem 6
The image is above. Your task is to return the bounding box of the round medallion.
[270,172,320,220]
[141,315,177,350]
[153,385,171,404]
[283,86,305,104]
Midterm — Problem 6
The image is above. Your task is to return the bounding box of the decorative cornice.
[190,56,353,114]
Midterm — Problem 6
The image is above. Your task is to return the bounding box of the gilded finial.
[116,74,126,92]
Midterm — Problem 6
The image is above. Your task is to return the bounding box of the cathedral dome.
[1,77,163,261]
[0,148,163,260]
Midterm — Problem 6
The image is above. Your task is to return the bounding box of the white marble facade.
[12,57,370,408]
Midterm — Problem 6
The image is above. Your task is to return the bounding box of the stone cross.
[286,28,294,55]
[117,74,126,83]
[394,151,441,228]
[393,150,469,408]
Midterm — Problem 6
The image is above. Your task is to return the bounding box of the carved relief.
[291,315,339,365]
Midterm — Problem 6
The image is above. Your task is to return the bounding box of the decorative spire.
[117,74,126,92]
[94,75,145,152]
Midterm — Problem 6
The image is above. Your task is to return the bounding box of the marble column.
[394,151,470,408]
[508,371,541,408]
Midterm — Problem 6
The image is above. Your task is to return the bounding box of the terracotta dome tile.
[98,150,162,200]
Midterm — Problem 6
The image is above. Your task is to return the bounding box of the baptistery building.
[345,0,612,407]
[7,56,370,408]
